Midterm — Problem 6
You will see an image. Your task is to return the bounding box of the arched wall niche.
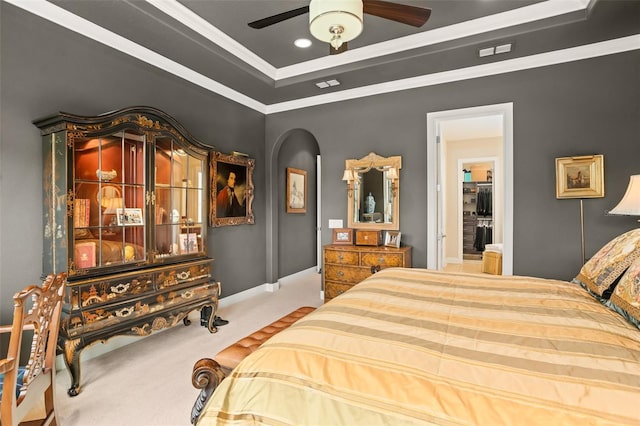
[266,128,320,283]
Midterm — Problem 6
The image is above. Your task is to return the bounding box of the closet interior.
[462,162,493,260]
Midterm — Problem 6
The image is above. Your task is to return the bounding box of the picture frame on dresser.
[332,228,354,245]
[385,231,401,248]
[211,151,255,227]
[286,167,307,213]
[555,155,605,199]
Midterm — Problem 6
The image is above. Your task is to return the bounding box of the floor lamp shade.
[609,175,640,217]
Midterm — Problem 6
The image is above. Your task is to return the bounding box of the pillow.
[608,256,640,329]
[0,366,26,398]
[575,228,640,299]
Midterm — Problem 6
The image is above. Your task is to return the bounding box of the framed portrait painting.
[555,155,605,199]
[210,151,255,227]
[286,167,307,213]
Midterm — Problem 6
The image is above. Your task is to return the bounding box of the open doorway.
[426,103,513,275]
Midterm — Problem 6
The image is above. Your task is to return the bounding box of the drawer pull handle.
[115,306,134,318]
[337,271,344,277]
[177,271,191,280]
[338,254,344,261]
[378,257,385,264]
[111,283,130,294]
[181,290,194,299]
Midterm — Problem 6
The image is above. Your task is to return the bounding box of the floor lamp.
[609,175,640,222]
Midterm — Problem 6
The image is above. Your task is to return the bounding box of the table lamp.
[609,175,640,222]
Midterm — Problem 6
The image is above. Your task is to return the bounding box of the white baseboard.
[56,266,319,371]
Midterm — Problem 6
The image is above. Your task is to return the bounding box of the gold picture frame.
[210,151,255,227]
[555,155,604,199]
[286,167,307,214]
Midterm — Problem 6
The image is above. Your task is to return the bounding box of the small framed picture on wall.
[286,167,307,213]
[555,154,604,199]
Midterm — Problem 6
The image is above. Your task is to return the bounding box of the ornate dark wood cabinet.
[35,106,219,396]
[323,244,412,302]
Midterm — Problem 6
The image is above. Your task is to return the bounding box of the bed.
[193,230,640,425]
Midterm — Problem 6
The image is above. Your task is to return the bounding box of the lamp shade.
[309,0,363,44]
[609,175,640,216]
[386,167,398,180]
[342,169,354,182]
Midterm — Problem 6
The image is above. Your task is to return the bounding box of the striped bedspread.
[199,268,640,425]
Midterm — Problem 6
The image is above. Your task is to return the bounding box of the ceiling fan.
[248,0,431,55]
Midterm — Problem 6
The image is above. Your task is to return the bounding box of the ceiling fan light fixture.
[309,0,363,46]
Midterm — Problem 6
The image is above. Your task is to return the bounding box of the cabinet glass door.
[154,137,205,259]
[72,130,147,271]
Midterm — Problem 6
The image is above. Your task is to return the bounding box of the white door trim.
[427,102,514,275]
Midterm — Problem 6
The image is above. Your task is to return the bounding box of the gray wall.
[0,4,266,329]
[265,50,640,281]
[277,130,320,277]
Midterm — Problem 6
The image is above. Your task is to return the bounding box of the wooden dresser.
[323,244,412,302]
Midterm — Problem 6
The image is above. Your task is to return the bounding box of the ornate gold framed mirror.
[343,152,401,230]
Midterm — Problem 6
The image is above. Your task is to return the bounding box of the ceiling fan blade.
[330,42,348,55]
[248,6,309,29]
[363,0,431,27]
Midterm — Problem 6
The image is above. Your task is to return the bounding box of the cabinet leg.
[62,338,83,397]
[183,316,192,326]
[205,303,218,334]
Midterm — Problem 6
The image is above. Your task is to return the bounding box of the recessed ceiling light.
[294,38,312,48]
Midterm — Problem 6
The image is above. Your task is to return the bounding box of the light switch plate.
[328,219,343,229]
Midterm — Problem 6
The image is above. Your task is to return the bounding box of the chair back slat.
[1,272,66,426]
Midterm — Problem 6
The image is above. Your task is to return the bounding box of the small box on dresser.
[323,244,411,302]
[354,230,383,246]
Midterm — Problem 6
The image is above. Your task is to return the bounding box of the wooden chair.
[0,273,66,426]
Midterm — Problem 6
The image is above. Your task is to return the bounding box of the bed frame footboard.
[191,358,227,424]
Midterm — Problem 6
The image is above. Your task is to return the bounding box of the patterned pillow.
[575,228,640,298]
[608,256,640,329]
[0,366,26,398]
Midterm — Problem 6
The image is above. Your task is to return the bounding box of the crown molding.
[6,0,637,116]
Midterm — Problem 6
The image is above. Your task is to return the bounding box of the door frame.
[427,102,513,274]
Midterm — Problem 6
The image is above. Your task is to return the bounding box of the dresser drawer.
[156,262,210,290]
[74,281,218,336]
[324,264,371,284]
[325,281,354,301]
[361,251,404,268]
[324,249,359,265]
[70,273,155,311]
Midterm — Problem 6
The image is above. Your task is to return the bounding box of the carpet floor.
[55,270,323,426]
